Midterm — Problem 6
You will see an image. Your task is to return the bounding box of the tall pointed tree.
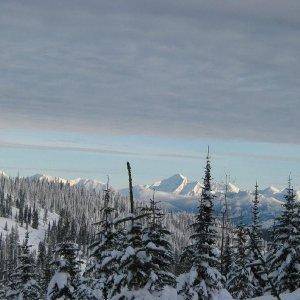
[226,214,256,299]
[247,182,265,296]
[110,162,151,297]
[47,241,82,299]
[7,232,41,300]
[220,176,233,280]
[141,195,176,292]
[268,176,300,294]
[179,148,223,299]
[86,177,120,299]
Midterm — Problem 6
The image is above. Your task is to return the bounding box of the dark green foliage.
[179,150,223,299]
[267,179,300,294]
[142,198,176,291]
[227,217,255,299]
[32,209,39,229]
[8,232,41,300]
[47,241,82,300]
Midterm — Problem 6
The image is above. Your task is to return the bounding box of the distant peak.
[261,186,280,194]
[170,173,186,179]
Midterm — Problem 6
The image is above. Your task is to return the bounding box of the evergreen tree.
[87,180,120,299]
[32,209,39,229]
[47,241,82,300]
[220,177,232,280]
[5,226,19,285]
[7,232,41,300]
[268,177,300,294]
[141,196,176,292]
[226,215,255,299]
[110,162,152,298]
[37,240,52,293]
[179,149,223,299]
[246,182,265,296]
[222,234,233,282]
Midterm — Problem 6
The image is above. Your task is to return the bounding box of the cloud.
[0,0,299,143]
[1,140,300,163]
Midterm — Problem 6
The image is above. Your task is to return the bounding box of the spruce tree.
[32,209,39,229]
[37,240,52,293]
[7,232,41,300]
[246,182,265,296]
[179,149,223,299]
[226,215,255,299]
[222,234,233,282]
[110,162,151,298]
[268,177,300,294]
[141,196,176,292]
[220,177,232,280]
[87,180,120,299]
[47,241,82,300]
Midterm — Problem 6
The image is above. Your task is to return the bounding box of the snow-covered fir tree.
[110,162,152,298]
[86,180,120,299]
[267,177,300,294]
[47,240,82,300]
[220,177,233,281]
[7,231,41,300]
[246,182,265,296]
[222,234,233,282]
[226,214,256,299]
[178,149,223,299]
[141,196,176,292]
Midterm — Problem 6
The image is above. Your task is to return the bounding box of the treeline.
[0,153,299,299]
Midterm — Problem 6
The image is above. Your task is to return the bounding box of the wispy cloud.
[1,140,300,163]
[0,0,299,143]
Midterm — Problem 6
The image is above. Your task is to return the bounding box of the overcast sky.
[0,0,299,188]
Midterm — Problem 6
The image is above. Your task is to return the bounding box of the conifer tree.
[32,209,39,229]
[47,241,82,300]
[7,232,41,300]
[247,182,265,296]
[222,234,233,282]
[268,177,300,294]
[87,179,120,299]
[179,149,223,299]
[37,240,52,293]
[111,162,151,298]
[141,196,176,292]
[226,215,255,299]
[220,176,232,280]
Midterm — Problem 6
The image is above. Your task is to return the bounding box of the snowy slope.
[0,207,59,251]
[149,174,189,194]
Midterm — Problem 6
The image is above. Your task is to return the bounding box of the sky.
[0,0,299,189]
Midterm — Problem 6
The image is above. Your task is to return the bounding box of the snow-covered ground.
[249,289,300,300]
[111,288,300,299]
[0,207,59,251]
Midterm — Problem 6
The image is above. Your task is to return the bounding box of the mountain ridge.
[1,171,298,226]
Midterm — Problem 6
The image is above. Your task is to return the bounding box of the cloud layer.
[0,0,299,143]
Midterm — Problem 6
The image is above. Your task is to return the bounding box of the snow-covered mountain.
[27,173,106,192]
[29,173,69,184]
[119,174,299,226]
[149,173,203,196]
[2,171,298,226]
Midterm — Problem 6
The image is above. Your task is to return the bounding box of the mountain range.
[1,171,299,226]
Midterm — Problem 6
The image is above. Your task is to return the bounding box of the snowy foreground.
[106,287,300,300]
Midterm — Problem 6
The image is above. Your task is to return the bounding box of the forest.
[0,154,299,300]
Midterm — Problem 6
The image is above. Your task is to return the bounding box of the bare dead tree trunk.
[127,162,134,214]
